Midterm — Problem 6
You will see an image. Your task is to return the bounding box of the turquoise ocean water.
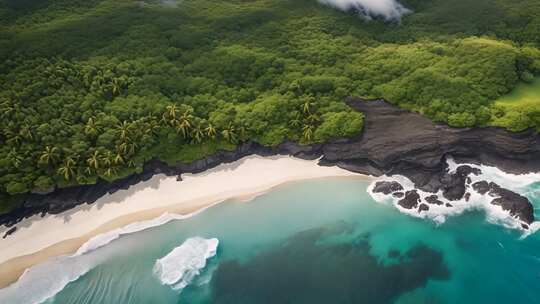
[3,177,540,303]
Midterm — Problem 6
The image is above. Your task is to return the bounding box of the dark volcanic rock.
[418,203,430,213]
[445,203,453,208]
[398,190,421,209]
[472,181,490,195]
[425,195,444,206]
[372,181,404,195]
[489,184,534,224]
[2,99,539,227]
[472,181,534,224]
[464,193,471,202]
[440,165,480,201]
[393,192,404,198]
[2,226,16,239]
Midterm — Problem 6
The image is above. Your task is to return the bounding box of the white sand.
[0,155,368,268]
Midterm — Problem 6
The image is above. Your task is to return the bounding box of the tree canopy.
[1,0,540,211]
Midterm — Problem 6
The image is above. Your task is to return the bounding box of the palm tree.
[191,124,205,144]
[103,166,118,178]
[58,157,76,180]
[127,159,136,168]
[102,151,114,168]
[205,123,217,139]
[176,110,193,138]
[111,78,122,96]
[86,150,101,170]
[116,120,132,142]
[290,114,302,128]
[221,123,237,143]
[39,146,60,166]
[144,117,160,137]
[116,142,128,154]
[306,113,320,124]
[84,117,99,137]
[302,96,316,114]
[114,153,124,165]
[165,104,178,119]
[302,125,314,141]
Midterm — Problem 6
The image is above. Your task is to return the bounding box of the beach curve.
[0,155,371,289]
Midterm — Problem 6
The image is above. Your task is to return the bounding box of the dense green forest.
[1,0,540,209]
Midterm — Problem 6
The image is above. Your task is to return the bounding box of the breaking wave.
[153,237,219,292]
[0,205,219,304]
[75,204,218,257]
[0,254,100,304]
[367,158,540,237]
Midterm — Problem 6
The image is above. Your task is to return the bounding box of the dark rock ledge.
[472,181,534,226]
[1,99,539,228]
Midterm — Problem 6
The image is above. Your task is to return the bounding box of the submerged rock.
[372,181,404,195]
[398,190,421,209]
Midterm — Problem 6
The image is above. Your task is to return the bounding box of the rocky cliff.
[2,99,539,227]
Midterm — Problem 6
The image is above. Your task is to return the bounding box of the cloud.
[317,0,411,20]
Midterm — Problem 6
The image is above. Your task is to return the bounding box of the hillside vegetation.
[0,0,539,207]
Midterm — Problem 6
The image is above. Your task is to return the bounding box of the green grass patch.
[491,78,540,132]
[495,77,540,109]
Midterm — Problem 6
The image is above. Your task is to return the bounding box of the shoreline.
[0,155,371,289]
[1,99,539,289]
[4,99,539,230]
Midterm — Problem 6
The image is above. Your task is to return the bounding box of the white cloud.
[317,0,411,20]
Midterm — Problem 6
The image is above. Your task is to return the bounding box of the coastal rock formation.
[425,195,443,206]
[472,181,534,224]
[372,181,404,195]
[439,166,481,201]
[398,190,421,209]
[392,192,404,198]
[2,227,16,239]
[2,99,539,227]
[418,203,430,213]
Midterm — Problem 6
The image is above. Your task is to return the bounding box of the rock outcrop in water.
[371,164,535,226]
[2,99,539,228]
[397,190,421,210]
[372,181,404,195]
[472,181,534,225]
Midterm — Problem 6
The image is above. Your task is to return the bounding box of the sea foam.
[75,203,217,256]
[0,254,99,304]
[0,206,218,304]
[367,157,540,236]
[153,237,219,292]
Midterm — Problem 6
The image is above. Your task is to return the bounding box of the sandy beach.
[0,155,370,288]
